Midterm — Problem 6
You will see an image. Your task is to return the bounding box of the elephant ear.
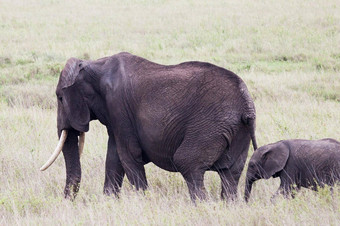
[261,142,289,179]
[59,58,90,132]
[62,83,90,132]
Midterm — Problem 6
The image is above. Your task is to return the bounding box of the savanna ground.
[0,0,339,225]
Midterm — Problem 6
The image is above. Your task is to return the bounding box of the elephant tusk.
[40,130,68,171]
[78,132,85,157]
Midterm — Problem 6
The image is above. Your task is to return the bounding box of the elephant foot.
[64,183,80,201]
[182,172,207,202]
[103,175,124,198]
[103,185,121,198]
[124,167,148,191]
[189,188,207,202]
[130,178,148,191]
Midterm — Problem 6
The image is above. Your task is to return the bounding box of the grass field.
[1,0,340,225]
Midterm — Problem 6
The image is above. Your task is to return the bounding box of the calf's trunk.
[244,177,255,202]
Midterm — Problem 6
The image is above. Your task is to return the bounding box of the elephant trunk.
[62,130,82,200]
[244,176,255,202]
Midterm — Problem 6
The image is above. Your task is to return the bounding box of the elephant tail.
[242,113,258,151]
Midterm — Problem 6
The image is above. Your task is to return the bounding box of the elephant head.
[244,142,289,202]
[40,58,92,199]
[40,55,122,199]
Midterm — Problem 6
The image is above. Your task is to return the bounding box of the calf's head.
[244,142,289,202]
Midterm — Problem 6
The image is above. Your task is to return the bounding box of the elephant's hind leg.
[217,125,250,200]
[173,136,226,201]
[181,169,207,201]
[104,136,125,196]
[115,136,148,192]
[218,148,248,200]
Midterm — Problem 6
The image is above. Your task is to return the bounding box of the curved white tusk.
[78,132,85,157]
[40,130,68,171]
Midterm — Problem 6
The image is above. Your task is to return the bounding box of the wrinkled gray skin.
[56,52,257,200]
[245,139,340,202]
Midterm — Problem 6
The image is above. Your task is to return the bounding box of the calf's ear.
[261,143,289,179]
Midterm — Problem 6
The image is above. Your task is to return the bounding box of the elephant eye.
[248,162,255,168]
[58,96,63,102]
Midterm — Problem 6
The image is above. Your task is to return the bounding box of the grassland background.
[0,0,339,225]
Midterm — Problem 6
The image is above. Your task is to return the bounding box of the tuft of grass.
[1,82,56,109]
[290,72,340,102]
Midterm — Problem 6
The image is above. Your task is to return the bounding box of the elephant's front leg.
[103,135,125,196]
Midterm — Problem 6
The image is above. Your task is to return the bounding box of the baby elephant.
[244,138,340,201]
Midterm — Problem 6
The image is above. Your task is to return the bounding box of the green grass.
[0,0,340,225]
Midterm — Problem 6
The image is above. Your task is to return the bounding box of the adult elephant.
[40,52,257,201]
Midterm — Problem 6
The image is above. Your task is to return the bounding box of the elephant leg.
[182,170,206,201]
[330,187,334,198]
[218,125,250,201]
[173,153,206,200]
[276,180,294,198]
[103,136,125,196]
[218,148,248,201]
[173,137,225,201]
[124,163,148,191]
[116,137,148,191]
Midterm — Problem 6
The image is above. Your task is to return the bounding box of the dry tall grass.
[0,0,339,225]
